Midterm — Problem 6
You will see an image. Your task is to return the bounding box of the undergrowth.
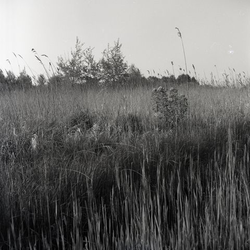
[1,83,250,249]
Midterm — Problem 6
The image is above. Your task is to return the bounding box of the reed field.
[1,81,250,249]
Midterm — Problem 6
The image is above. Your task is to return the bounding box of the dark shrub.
[177,74,192,84]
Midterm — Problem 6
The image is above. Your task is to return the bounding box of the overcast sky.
[0,0,249,79]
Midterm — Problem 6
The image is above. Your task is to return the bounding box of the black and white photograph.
[0,0,250,249]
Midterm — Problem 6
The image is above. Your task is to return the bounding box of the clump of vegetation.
[177,73,198,84]
[1,83,250,249]
[151,86,188,129]
[67,109,95,132]
[115,112,144,135]
[0,69,33,91]
[56,38,130,87]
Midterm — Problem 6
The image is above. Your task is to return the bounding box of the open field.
[1,82,250,249]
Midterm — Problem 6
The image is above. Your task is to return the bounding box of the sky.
[0,0,249,80]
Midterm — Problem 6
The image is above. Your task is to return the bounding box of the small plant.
[151,86,188,129]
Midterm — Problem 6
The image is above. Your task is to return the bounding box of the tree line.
[0,38,198,91]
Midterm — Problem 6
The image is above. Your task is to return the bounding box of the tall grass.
[1,83,250,249]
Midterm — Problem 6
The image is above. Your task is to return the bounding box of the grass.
[1,82,250,249]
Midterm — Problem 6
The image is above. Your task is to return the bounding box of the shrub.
[5,71,17,90]
[47,74,64,87]
[126,64,142,82]
[177,74,192,84]
[16,70,33,90]
[162,75,176,84]
[151,86,188,129]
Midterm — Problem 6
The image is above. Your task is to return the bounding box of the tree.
[57,37,84,84]
[162,75,176,84]
[99,39,128,85]
[5,71,17,90]
[57,37,99,84]
[47,74,64,87]
[0,70,5,83]
[147,76,160,84]
[82,47,100,83]
[177,74,191,84]
[127,64,142,81]
[16,70,33,89]
[0,70,7,91]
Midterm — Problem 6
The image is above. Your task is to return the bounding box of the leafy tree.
[99,40,128,85]
[177,74,191,84]
[57,37,84,84]
[169,75,177,83]
[47,74,64,87]
[0,70,5,83]
[57,37,99,84]
[126,64,142,81]
[147,76,160,83]
[16,70,33,89]
[0,70,7,91]
[5,71,17,90]
[82,47,100,83]
[162,75,176,84]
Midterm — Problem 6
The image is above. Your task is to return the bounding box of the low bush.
[151,86,188,130]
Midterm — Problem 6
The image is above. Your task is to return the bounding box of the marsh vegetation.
[1,36,250,249]
[0,81,250,249]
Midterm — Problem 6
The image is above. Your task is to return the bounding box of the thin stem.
[175,27,188,74]
[180,38,187,74]
[175,27,189,92]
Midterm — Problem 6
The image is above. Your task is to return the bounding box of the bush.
[47,75,64,87]
[16,70,33,90]
[5,71,17,90]
[177,74,192,84]
[1,70,33,91]
[151,86,188,129]
[162,75,176,84]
